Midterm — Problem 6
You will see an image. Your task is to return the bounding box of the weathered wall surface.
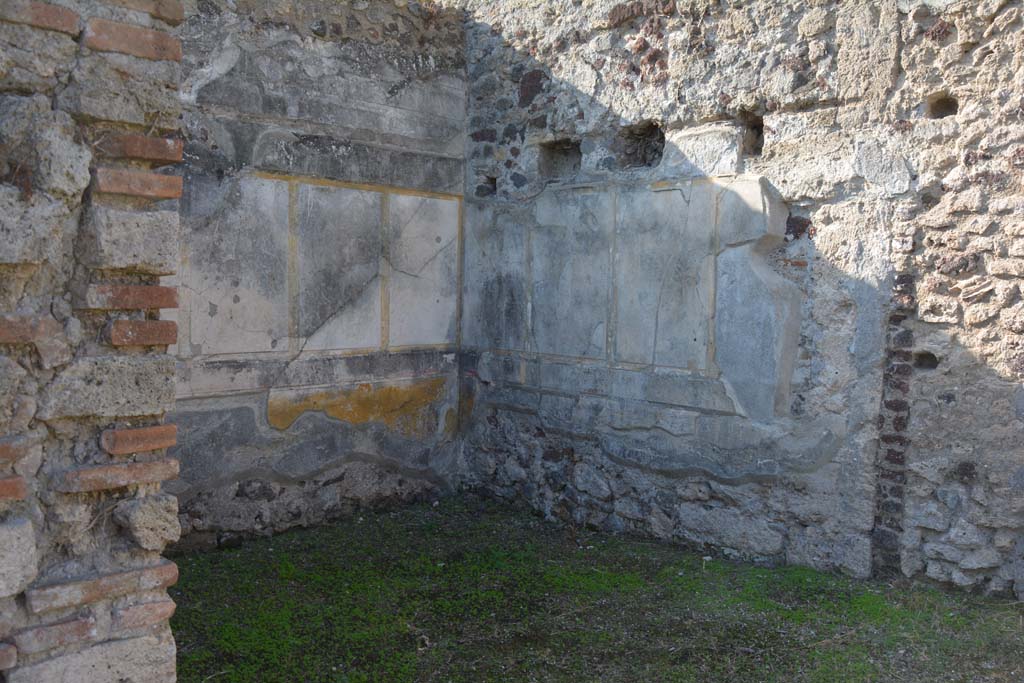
[2,0,1020,679]
[165,0,1024,597]
[0,0,186,678]
[452,0,1024,595]
[168,0,468,547]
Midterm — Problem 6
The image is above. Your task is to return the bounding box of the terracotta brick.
[53,458,179,493]
[0,476,28,501]
[0,313,71,367]
[0,314,61,344]
[0,434,38,465]
[84,19,181,62]
[12,616,97,655]
[81,285,178,310]
[93,168,183,200]
[108,0,184,25]
[112,599,176,630]
[25,561,178,614]
[101,424,177,455]
[0,0,79,35]
[0,643,15,671]
[110,320,177,346]
[96,134,183,165]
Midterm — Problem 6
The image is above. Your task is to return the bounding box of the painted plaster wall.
[167,0,468,547]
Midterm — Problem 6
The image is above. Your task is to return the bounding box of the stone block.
[787,527,872,578]
[614,183,716,368]
[462,202,529,351]
[676,502,785,557]
[0,96,91,200]
[0,22,77,93]
[532,187,613,358]
[836,1,899,101]
[6,633,176,683]
[0,518,37,598]
[296,184,381,350]
[25,562,178,613]
[854,138,911,197]
[0,186,69,266]
[84,19,182,62]
[79,207,180,275]
[38,356,175,419]
[573,464,611,501]
[0,359,26,429]
[54,459,179,493]
[388,194,459,347]
[94,168,183,200]
[187,174,289,355]
[57,53,181,129]
[114,493,180,550]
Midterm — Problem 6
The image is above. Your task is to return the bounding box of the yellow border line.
[455,196,465,348]
[287,181,300,352]
[380,192,391,350]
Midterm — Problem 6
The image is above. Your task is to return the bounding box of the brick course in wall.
[0,0,184,678]
[872,274,917,576]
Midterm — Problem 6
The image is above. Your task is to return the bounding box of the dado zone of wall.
[167,0,468,547]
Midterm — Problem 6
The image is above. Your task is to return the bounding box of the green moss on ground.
[171,498,1024,682]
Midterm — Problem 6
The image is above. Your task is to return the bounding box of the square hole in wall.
[538,139,582,180]
[926,93,958,119]
[615,120,665,169]
[738,110,764,157]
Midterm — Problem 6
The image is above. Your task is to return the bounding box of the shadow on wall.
[452,6,1024,598]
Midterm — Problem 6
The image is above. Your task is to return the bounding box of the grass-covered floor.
[171,498,1024,682]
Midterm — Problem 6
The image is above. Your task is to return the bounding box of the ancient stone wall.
[167,0,469,547]
[0,0,185,679]
[4,5,1023,680]
[453,0,1024,596]
[160,0,1024,597]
